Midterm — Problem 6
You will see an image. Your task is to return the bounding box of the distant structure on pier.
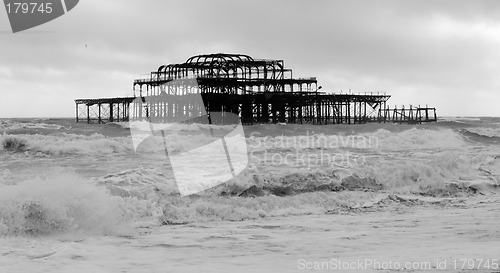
[75,53,437,124]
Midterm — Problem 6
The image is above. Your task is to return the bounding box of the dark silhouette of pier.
[75,53,437,125]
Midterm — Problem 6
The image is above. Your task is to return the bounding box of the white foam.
[465,127,500,138]
[0,175,125,236]
[0,133,132,155]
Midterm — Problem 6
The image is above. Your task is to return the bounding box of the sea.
[0,117,499,272]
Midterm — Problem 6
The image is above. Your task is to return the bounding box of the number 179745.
[5,2,53,14]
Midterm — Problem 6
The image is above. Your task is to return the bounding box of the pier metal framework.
[75,97,134,124]
[133,53,318,97]
[75,53,437,125]
[383,105,438,124]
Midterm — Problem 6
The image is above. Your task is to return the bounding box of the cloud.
[0,0,499,117]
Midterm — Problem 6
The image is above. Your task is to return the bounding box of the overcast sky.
[1,0,499,118]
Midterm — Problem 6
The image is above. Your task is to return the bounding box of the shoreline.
[1,193,499,273]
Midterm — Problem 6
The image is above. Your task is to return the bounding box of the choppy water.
[1,117,499,272]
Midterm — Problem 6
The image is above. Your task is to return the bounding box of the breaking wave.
[0,119,68,131]
[0,174,161,237]
[459,128,500,144]
[2,120,500,235]
[0,134,132,155]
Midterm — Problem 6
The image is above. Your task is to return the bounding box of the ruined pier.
[75,53,437,125]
